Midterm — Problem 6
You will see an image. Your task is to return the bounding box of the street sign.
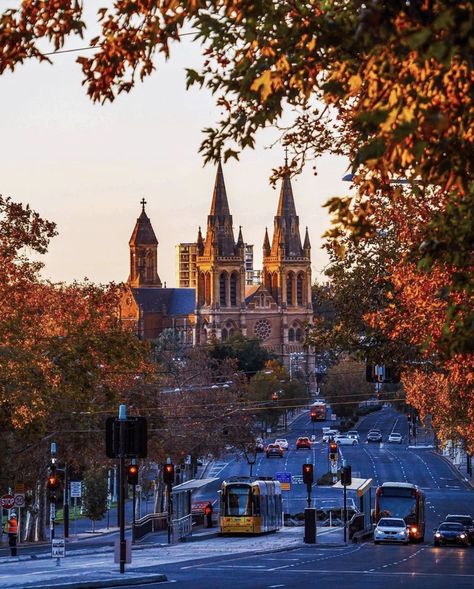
[70,481,82,498]
[1,494,15,509]
[275,472,292,491]
[14,483,25,494]
[292,475,303,485]
[52,538,66,558]
[50,503,56,519]
[14,494,25,507]
[105,416,148,458]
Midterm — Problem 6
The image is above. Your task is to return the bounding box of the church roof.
[129,208,158,246]
[131,288,195,315]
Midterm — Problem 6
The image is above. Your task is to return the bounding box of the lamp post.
[243,446,258,477]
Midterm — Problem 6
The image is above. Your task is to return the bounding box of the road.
[2,405,473,589]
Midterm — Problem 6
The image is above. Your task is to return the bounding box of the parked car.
[322,430,340,442]
[322,427,332,435]
[274,438,289,450]
[388,432,403,444]
[444,515,474,544]
[255,438,265,452]
[434,522,470,547]
[374,517,409,545]
[296,436,311,450]
[334,434,358,446]
[367,430,382,442]
[266,443,284,458]
[347,430,360,441]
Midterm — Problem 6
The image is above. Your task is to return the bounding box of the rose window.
[254,319,271,341]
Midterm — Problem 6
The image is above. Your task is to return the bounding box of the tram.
[220,477,282,534]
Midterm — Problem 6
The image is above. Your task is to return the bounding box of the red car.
[266,443,284,458]
[296,436,311,450]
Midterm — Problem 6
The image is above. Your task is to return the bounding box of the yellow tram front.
[220,477,282,534]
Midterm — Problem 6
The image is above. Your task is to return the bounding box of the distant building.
[176,242,198,288]
[120,164,316,372]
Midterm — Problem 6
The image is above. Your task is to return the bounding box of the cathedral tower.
[194,163,246,342]
[128,199,162,288]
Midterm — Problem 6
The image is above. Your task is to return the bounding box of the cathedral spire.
[270,168,302,258]
[197,226,204,255]
[263,227,271,257]
[204,163,236,257]
[236,225,244,248]
[303,226,311,251]
[209,160,231,218]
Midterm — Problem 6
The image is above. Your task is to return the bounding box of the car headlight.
[460,534,466,539]
[400,531,406,536]
[435,532,441,538]
[411,527,418,533]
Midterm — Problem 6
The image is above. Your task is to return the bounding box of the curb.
[16,573,168,589]
[434,450,474,490]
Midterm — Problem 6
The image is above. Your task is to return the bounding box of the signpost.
[52,538,65,566]
[1,494,15,509]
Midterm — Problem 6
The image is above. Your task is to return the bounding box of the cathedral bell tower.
[263,168,312,309]
[128,199,162,288]
[194,163,246,343]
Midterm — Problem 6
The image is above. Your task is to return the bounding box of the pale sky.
[1,3,350,288]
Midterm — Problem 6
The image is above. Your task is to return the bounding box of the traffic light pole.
[118,406,127,574]
[63,464,69,539]
[306,483,311,508]
[343,482,347,542]
[132,483,136,544]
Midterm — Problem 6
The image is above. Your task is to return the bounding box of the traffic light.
[329,441,338,461]
[341,465,352,486]
[302,463,313,486]
[272,392,279,402]
[47,464,59,491]
[127,464,139,486]
[163,463,175,486]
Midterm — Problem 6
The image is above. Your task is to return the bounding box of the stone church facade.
[120,164,315,372]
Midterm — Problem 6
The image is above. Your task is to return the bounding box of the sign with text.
[52,539,65,558]
[70,481,82,498]
[14,494,25,507]
[275,472,292,491]
[1,494,14,509]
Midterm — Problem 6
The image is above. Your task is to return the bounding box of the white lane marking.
[268,585,285,588]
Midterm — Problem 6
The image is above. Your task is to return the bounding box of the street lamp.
[243,445,258,477]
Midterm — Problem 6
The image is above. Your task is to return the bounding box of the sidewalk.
[0,525,346,589]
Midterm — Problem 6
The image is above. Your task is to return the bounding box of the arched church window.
[295,328,303,342]
[287,272,294,306]
[205,272,211,305]
[221,328,228,341]
[297,273,304,305]
[230,273,238,306]
[220,272,228,306]
[288,328,295,342]
[272,273,279,303]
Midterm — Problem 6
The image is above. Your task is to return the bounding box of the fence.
[172,514,193,543]
[132,512,167,542]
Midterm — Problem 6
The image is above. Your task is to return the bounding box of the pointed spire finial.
[140,197,147,213]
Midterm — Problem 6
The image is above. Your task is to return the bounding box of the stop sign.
[1,494,15,509]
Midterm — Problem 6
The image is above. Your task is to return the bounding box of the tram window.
[253,493,260,515]
[227,485,252,516]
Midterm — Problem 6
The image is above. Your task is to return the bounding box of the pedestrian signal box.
[163,463,175,486]
[329,442,338,461]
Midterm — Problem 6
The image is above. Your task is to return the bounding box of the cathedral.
[120,163,315,372]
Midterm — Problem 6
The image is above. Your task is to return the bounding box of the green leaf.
[406,28,432,49]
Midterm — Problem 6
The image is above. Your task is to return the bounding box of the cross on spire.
[284,145,289,167]
[140,198,147,212]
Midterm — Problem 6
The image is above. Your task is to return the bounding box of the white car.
[347,430,360,441]
[388,432,403,443]
[322,430,339,442]
[334,434,359,446]
[274,438,289,450]
[374,517,409,544]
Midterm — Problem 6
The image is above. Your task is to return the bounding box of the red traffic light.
[47,475,59,490]
[302,463,314,485]
[272,392,279,401]
[163,463,175,486]
[127,464,139,485]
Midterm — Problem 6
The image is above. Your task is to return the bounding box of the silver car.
[374,517,409,544]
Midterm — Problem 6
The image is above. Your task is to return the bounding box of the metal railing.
[132,512,167,542]
[172,514,193,543]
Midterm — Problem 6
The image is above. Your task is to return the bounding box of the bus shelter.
[171,478,218,541]
[332,477,373,536]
